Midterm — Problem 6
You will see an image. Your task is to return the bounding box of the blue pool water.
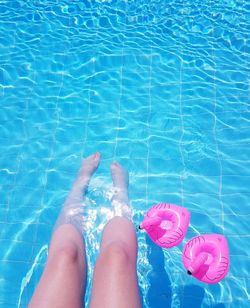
[0,0,249,307]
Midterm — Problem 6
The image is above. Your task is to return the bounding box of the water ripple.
[1,0,249,307]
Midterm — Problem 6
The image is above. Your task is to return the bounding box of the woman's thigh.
[90,241,141,308]
[29,225,86,308]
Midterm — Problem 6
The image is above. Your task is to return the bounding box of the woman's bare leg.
[29,152,101,308]
[90,162,141,308]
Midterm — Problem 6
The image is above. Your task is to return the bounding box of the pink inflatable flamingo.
[182,234,230,284]
[139,203,190,248]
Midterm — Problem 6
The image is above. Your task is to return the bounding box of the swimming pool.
[0,0,249,307]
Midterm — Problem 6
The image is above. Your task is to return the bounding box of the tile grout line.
[211,11,224,233]
[145,46,153,209]
[80,7,100,160]
[113,4,127,159]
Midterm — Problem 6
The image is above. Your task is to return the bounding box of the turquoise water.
[0,0,249,307]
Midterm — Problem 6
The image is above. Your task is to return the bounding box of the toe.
[111,161,120,170]
[93,152,101,161]
[86,152,100,162]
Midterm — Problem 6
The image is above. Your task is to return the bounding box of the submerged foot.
[56,152,101,233]
[110,162,131,219]
[66,152,101,204]
[110,161,129,191]
[77,152,101,184]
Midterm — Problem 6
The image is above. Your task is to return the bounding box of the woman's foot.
[55,152,101,233]
[66,152,101,205]
[77,152,101,185]
[110,161,129,191]
[110,162,131,219]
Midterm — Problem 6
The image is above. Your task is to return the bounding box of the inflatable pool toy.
[182,234,230,284]
[139,203,190,248]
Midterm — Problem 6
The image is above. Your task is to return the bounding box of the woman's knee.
[50,242,81,267]
[98,241,133,270]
